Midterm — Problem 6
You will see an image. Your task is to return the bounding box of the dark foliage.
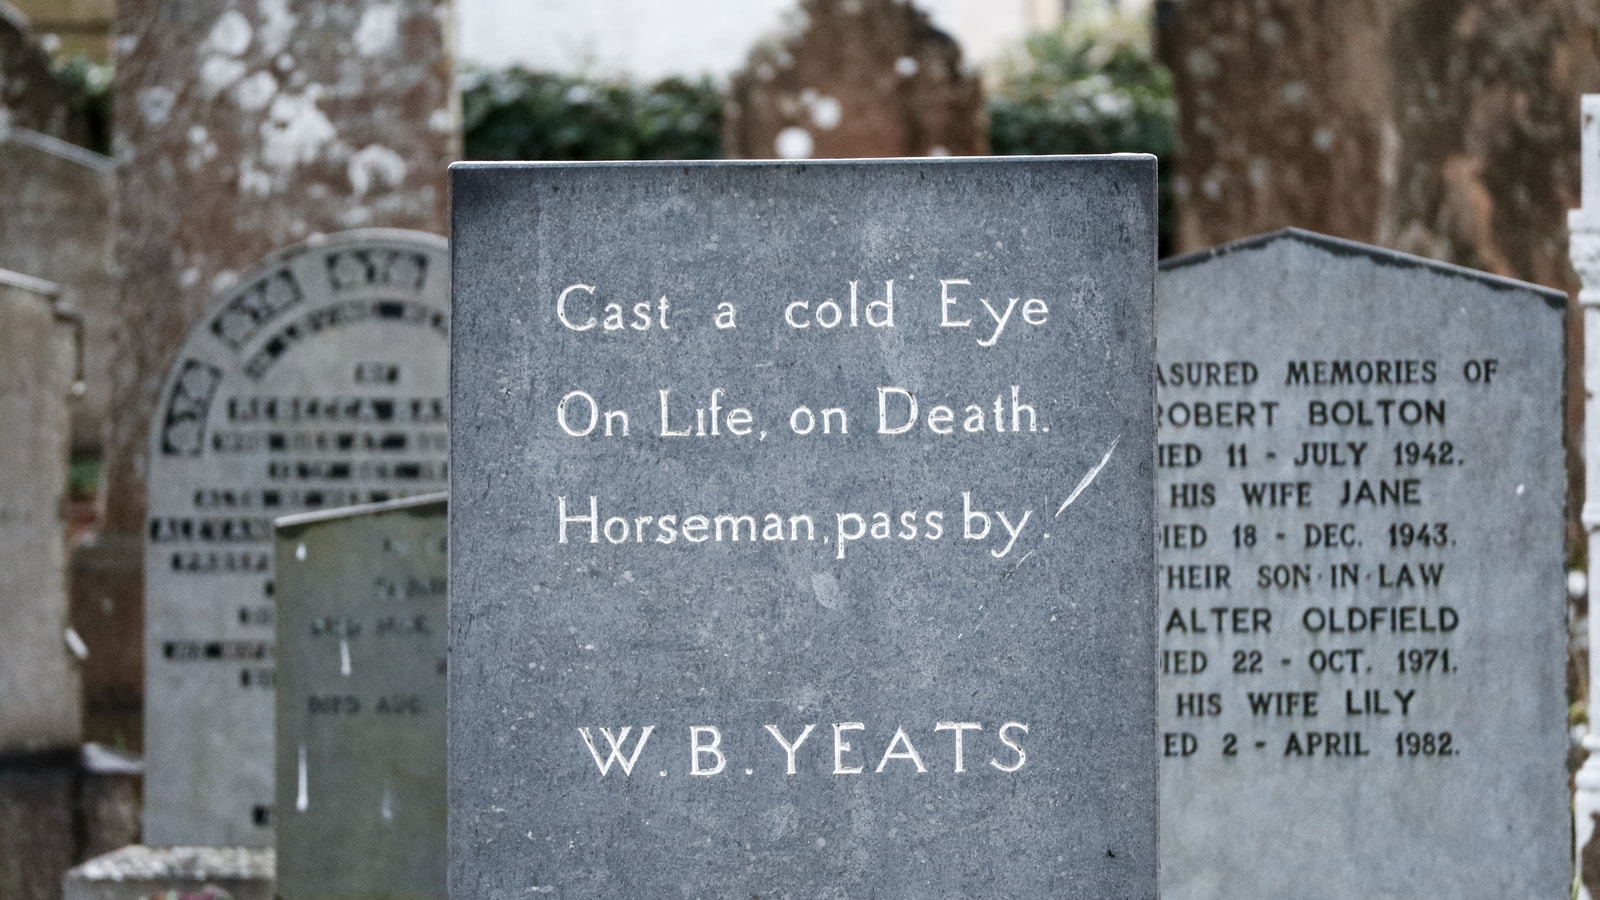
[986,19,1177,253]
[461,68,723,161]
[51,54,112,155]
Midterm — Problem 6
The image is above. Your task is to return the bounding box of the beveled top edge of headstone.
[0,2,29,35]
[3,125,115,173]
[273,491,448,533]
[0,267,62,298]
[1161,227,1568,309]
[218,227,447,292]
[64,845,276,881]
[449,153,1157,174]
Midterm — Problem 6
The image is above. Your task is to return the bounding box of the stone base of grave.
[62,846,274,900]
[0,750,79,900]
[0,745,143,899]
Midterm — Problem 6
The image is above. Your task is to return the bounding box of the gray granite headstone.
[450,157,1159,897]
[1156,229,1567,898]
[273,493,447,900]
[143,229,449,847]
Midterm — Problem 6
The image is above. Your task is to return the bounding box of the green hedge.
[458,22,1174,247]
[461,68,723,161]
[986,18,1177,252]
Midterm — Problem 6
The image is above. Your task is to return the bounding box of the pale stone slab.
[274,494,446,900]
[0,271,81,752]
[63,845,274,900]
[450,157,1159,896]
[1156,229,1568,898]
[142,230,449,847]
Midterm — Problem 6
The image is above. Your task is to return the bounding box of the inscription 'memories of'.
[449,157,1158,897]
[143,231,449,848]
[1156,229,1566,899]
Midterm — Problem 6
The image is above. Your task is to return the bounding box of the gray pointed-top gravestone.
[449,157,1159,897]
[274,493,447,900]
[1156,229,1567,899]
[143,229,449,847]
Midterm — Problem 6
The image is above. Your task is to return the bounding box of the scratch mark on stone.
[296,743,309,811]
[1057,435,1120,518]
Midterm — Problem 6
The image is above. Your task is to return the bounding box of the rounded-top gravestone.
[142,229,449,847]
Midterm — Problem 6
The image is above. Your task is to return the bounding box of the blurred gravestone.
[274,494,447,900]
[724,0,986,159]
[0,128,114,454]
[450,157,1157,896]
[142,230,449,847]
[91,0,458,778]
[0,271,79,752]
[0,5,96,145]
[0,270,82,900]
[1156,229,1567,898]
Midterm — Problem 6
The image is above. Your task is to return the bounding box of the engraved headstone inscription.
[449,157,1159,896]
[1156,229,1568,898]
[143,229,449,847]
[274,494,447,900]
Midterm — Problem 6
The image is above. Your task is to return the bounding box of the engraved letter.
[833,722,865,775]
[935,721,982,773]
[764,723,817,775]
[989,721,1029,773]
[690,725,726,776]
[940,279,972,328]
[874,726,928,773]
[557,283,597,331]
[558,495,598,544]
[577,725,655,776]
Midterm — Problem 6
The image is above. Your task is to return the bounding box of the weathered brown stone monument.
[724,0,987,160]
[87,0,457,769]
